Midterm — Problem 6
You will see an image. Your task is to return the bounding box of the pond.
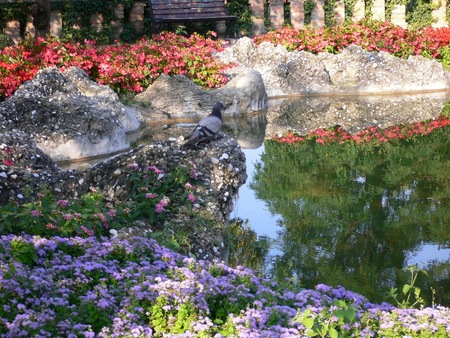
[59,91,450,307]
[233,92,450,308]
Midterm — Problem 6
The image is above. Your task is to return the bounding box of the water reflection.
[235,125,450,306]
[265,91,450,137]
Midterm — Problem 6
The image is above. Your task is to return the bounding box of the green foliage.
[406,0,437,30]
[284,2,292,27]
[365,0,375,19]
[227,0,254,34]
[324,0,338,27]
[51,0,120,44]
[264,0,272,28]
[439,45,450,70]
[344,0,358,22]
[0,33,13,50]
[9,238,39,267]
[304,0,317,25]
[0,2,31,35]
[0,163,200,248]
[293,300,358,338]
[387,264,428,309]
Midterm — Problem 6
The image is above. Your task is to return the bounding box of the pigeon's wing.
[199,115,222,135]
[184,115,222,147]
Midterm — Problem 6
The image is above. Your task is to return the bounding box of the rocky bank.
[217,38,450,97]
[0,129,246,261]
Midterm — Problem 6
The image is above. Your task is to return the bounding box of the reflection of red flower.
[4,159,14,166]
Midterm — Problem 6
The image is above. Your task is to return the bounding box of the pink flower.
[146,166,162,174]
[187,194,195,203]
[31,210,42,217]
[159,196,170,207]
[185,183,193,189]
[57,200,69,207]
[155,203,164,213]
[106,210,117,218]
[63,214,72,220]
[145,193,157,199]
[127,163,139,171]
[37,193,44,199]
[80,226,94,236]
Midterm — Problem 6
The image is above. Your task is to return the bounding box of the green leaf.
[419,269,429,277]
[403,284,412,295]
[329,327,338,338]
[303,317,314,329]
[414,287,421,297]
[185,200,192,211]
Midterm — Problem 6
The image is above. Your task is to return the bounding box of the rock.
[0,132,247,261]
[0,67,140,161]
[132,70,267,123]
[217,38,450,96]
[0,130,57,170]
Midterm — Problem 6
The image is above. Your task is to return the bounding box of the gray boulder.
[132,69,268,123]
[217,38,450,96]
[0,67,140,162]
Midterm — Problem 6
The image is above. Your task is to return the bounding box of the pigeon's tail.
[183,130,201,148]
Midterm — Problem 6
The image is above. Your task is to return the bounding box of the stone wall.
[248,0,449,31]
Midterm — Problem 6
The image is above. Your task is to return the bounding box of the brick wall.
[269,0,285,29]
[2,1,146,43]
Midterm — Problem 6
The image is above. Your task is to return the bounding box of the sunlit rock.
[217,38,450,96]
[132,69,268,123]
[0,67,140,161]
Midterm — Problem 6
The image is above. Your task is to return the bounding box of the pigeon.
[183,102,224,148]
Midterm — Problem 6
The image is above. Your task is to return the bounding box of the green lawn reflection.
[247,120,450,307]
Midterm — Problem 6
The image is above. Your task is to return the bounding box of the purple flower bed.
[0,234,449,337]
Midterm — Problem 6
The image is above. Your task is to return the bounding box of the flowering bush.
[0,234,449,337]
[254,20,450,65]
[0,32,233,101]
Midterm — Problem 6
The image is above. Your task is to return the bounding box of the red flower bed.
[254,20,450,61]
[0,32,234,101]
[274,115,450,146]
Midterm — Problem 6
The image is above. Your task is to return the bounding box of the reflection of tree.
[250,126,450,305]
[226,218,271,273]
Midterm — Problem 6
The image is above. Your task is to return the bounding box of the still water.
[233,94,450,307]
[60,91,450,307]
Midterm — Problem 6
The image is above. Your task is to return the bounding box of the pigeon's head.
[211,102,225,118]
